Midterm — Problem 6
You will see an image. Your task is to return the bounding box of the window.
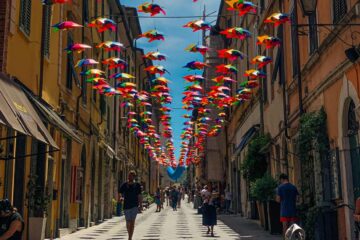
[100,95,106,116]
[109,5,113,20]
[308,12,318,55]
[94,0,98,18]
[83,0,89,23]
[333,0,347,23]
[226,18,232,47]
[19,0,31,35]
[66,34,74,90]
[262,49,268,103]
[66,33,80,90]
[81,73,87,105]
[43,6,52,57]
[290,5,299,77]
[260,0,265,13]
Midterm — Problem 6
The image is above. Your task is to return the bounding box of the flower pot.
[267,200,282,234]
[29,217,47,240]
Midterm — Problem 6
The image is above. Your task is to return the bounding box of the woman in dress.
[155,188,161,212]
[201,185,217,237]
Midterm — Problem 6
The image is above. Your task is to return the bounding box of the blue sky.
[121,0,221,159]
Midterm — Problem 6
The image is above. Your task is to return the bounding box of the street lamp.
[299,0,317,16]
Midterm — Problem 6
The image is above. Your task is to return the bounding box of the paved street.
[59,200,281,240]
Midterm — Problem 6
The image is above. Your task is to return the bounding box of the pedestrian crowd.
[1,171,360,240]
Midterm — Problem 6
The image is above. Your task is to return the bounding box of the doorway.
[78,146,86,227]
[13,134,26,215]
[347,100,360,200]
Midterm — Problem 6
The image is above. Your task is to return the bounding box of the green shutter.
[43,6,52,57]
[19,0,32,35]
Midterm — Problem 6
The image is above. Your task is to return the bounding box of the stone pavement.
[218,215,282,240]
[59,201,282,240]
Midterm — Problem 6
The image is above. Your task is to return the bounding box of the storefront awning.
[232,124,260,160]
[0,73,58,149]
[24,90,83,144]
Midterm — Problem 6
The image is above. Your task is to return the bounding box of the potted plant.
[250,174,277,230]
[26,174,50,240]
[241,134,271,222]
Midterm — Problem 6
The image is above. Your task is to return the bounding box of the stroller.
[285,224,305,240]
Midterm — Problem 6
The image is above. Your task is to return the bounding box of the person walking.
[155,188,161,212]
[201,185,217,237]
[177,186,182,208]
[276,173,299,236]
[225,186,232,214]
[170,187,179,211]
[118,171,142,240]
[0,199,24,240]
[160,188,165,209]
[165,187,170,207]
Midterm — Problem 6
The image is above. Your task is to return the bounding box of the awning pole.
[0,148,60,160]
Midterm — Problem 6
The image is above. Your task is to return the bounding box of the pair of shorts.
[280,217,298,223]
[124,207,138,221]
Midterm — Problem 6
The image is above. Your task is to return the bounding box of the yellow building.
[0,0,157,239]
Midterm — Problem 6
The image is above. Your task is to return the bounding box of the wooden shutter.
[333,0,347,23]
[308,12,318,54]
[290,5,299,78]
[66,34,74,90]
[19,0,32,35]
[43,6,52,57]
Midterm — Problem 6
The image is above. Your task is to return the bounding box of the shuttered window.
[290,5,299,77]
[19,0,32,36]
[333,0,347,23]
[260,0,265,13]
[308,12,318,55]
[43,6,52,57]
[100,95,106,116]
[83,0,89,23]
[66,33,81,90]
[94,0,98,18]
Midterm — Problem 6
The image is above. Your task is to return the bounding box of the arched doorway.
[346,100,360,201]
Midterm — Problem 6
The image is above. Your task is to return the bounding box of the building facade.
[199,0,360,238]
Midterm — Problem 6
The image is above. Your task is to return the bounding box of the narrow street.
[59,200,281,240]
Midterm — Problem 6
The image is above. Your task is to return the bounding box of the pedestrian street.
[58,200,280,240]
